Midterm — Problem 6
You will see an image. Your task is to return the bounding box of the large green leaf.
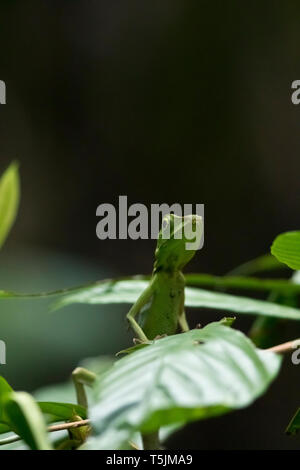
[54,279,300,321]
[37,402,87,421]
[0,423,10,434]
[271,231,300,270]
[186,287,300,319]
[1,271,300,320]
[2,270,300,301]
[4,392,52,450]
[0,162,20,250]
[0,379,86,436]
[87,322,281,450]
[1,269,300,301]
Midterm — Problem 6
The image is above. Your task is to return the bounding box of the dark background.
[0,0,300,449]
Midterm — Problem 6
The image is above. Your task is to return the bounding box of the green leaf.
[185,286,300,319]
[185,273,300,295]
[0,376,13,423]
[116,343,149,356]
[37,402,87,421]
[0,162,20,250]
[1,271,300,299]
[54,279,300,321]
[228,254,286,276]
[286,407,300,435]
[52,279,149,307]
[4,392,52,450]
[271,231,300,270]
[2,272,300,321]
[0,376,12,393]
[88,322,281,449]
[0,377,86,428]
[34,381,77,406]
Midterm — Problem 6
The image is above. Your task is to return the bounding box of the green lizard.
[72,214,203,409]
[126,213,203,342]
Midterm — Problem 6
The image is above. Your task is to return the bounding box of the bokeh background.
[0,0,300,449]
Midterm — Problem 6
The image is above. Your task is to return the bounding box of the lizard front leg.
[178,290,189,332]
[126,284,153,343]
[179,310,190,332]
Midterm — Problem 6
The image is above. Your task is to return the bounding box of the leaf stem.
[0,336,298,448]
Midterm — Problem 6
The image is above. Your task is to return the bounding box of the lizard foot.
[154,334,168,340]
[133,337,151,345]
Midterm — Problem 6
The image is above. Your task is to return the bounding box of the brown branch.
[266,339,300,354]
[48,419,90,433]
[1,337,299,448]
[0,419,91,446]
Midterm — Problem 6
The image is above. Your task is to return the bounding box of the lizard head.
[154,214,203,272]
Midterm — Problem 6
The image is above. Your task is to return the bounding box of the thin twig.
[0,419,91,446]
[0,337,299,447]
